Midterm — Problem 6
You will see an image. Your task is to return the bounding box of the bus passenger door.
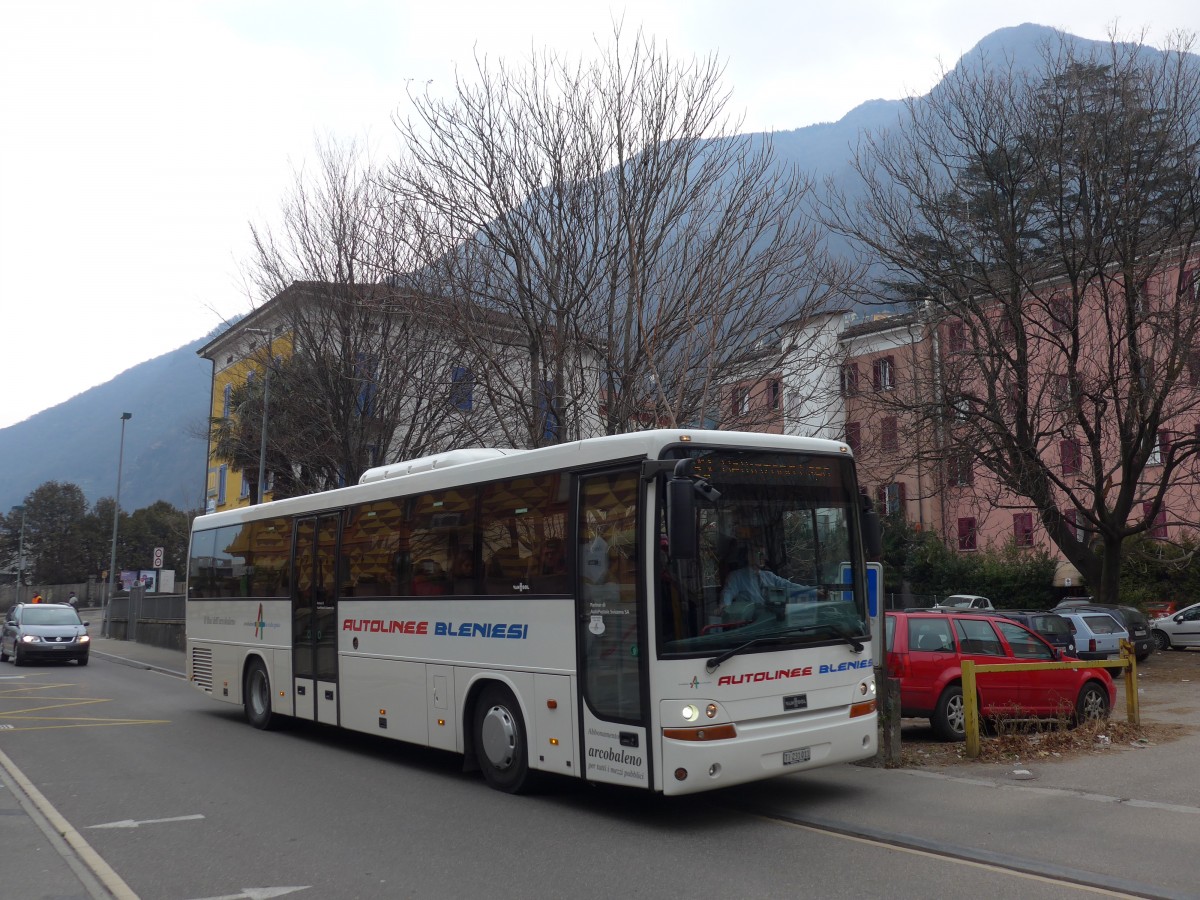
[576,469,651,789]
[292,514,341,724]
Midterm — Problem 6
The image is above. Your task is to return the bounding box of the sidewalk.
[89,635,186,677]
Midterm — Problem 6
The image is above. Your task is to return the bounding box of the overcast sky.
[0,0,1193,430]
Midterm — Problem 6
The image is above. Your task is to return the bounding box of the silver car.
[1150,602,1200,651]
[1056,610,1128,660]
[0,603,91,666]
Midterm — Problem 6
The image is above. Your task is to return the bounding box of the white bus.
[186,429,882,795]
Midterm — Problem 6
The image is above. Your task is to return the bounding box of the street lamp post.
[104,412,132,638]
[245,329,272,505]
[257,364,270,505]
[13,504,25,606]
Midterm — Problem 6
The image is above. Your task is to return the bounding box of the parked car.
[934,594,995,610]
[1143,600,1179,619]
[1054,610,1128,660]
[884,610,1114,741]
[1053,601,1153,661]
[1149,602,1200,651]
[992,610,1077,658]
[0,602,91,666]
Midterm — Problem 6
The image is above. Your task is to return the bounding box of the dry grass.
[900,718,1193,767]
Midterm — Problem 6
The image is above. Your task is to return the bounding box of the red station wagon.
[885,610,1115,741]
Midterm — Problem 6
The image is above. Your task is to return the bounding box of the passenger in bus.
[536,538,566,576]
[412,558,448,595]
[721,545,815,608]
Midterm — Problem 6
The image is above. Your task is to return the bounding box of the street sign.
[153,546,164,568]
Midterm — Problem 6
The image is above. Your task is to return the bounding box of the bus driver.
[721,544,815,608]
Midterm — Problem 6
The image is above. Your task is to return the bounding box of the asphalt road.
[2,639,1198,899]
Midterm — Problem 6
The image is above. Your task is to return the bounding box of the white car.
[935,594,995,610]
[1150,602,1200,651]
[1056,610,1128,659]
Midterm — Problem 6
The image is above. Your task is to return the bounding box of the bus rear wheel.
[473,684,534,794]
[244,658,277,730]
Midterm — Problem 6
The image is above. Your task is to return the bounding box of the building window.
[222,384,232,418]
[877,481,906,516]
[768,378,782,410]
[950,394,970,421]
[998,315,1017,344]
[450,366,474,411]
[1064,508,1085,543]
[355,353,377,417]
[239,471,251,500]
[1052,373,1071,405]
[731,387,750,416]
[1143,501,1168,539]
[840,363,859,396]
[957,517,977,551]
[540,380,559,441]
[946,320,966,353]
[845,421,861,453]
[872,356,895,391]
[1050,295,1071,333]
[1182,269,1198,303]
[1060,438,1082,476]
[947,453,973,486]
[217,465,228,505]
[1013,512,1034,547]
[879,417,898,453]
[1147,430,1170,466]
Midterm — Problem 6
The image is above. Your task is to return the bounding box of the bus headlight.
[859,678,876,697]
[681,704,699,722]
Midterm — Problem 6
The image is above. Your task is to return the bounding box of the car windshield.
[21,608,82,626]
[656,449,868,655]
[1033,615,1071,637]
[1083,615,1123,634]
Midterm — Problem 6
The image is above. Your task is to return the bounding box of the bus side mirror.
[667,478,696,560]
[861,494,882,559]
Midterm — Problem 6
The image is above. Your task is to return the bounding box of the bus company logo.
[512,582,530,592]
[254,604,265,639]
[681,675,710,690]
[342,619,531,640]
[716,666,813,687]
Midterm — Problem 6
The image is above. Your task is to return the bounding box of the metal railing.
[961,639,1139,758]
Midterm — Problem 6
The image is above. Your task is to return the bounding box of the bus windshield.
[657,449,867,655]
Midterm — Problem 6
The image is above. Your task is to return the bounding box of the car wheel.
[77,655,89,667]
[0,641,8,663]
[1074,681,1110,725]
[243,658,278,730]
[932,684,966,742]
[1152,629,1172,651]
[473,684,536,793]
[12,643,23,667]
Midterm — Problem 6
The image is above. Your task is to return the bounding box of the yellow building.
[197,309,288,514]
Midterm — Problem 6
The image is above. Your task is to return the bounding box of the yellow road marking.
[0,675,169,731]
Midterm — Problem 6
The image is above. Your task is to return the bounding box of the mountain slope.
[0,24,1165,513]
[0,336,215,513]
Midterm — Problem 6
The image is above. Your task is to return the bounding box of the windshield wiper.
[706,624,866,672]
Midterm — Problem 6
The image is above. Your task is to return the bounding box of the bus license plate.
[782,747,811,766]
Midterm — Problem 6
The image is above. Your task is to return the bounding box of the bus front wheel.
[473,684,534,794]
[244,658,277,730]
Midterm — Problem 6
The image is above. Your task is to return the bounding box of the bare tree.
[824,29,1200,602]
[225,139,483,494]
[389,25,854,446]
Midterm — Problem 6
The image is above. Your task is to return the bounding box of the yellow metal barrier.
[962,639,1138,759]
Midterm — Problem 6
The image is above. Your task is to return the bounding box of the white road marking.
[89,813,206,829]
[188,888,310,900]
